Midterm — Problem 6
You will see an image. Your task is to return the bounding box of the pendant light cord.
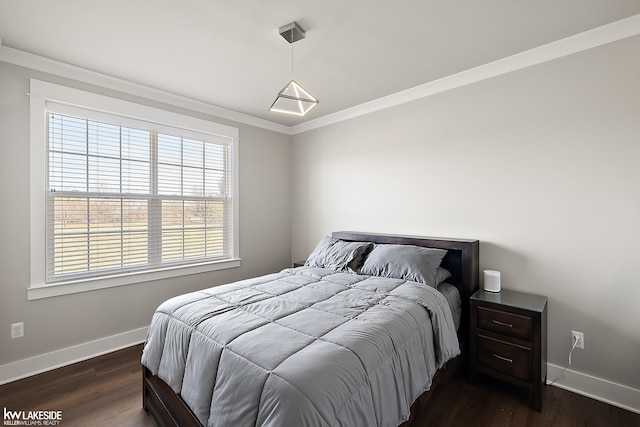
[290,28,294,80]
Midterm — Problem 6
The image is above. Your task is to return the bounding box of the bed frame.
[143,231,479,427]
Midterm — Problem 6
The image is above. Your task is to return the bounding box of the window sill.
[27,258,241,300]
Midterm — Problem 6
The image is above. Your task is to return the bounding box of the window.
[29,80,239,299]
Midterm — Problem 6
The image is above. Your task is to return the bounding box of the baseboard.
[0,326,148,385]
[547,363,640,414]
[2,337,638,415]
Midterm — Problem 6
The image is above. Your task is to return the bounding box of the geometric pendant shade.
[269,21,319,117]
[268,80,319,116]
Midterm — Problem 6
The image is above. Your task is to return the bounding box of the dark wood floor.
[1,344,638,426]
[0,344,154,427]
[417,371,640,427]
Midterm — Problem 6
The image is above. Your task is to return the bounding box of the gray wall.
[291,35,640,390]
[1,32,638,402]
[0,61,292,366]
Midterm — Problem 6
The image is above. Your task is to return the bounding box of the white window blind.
[46,104,234,283]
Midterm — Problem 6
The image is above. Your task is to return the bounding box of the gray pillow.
[360,244,447,287]
[305,236,373,272]
[304,236,336,266]
[435,267,452,284]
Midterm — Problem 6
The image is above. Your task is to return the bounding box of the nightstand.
[470,289,547,411]
[293,261,305,267]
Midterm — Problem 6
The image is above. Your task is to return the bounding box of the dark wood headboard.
[332,231,479,337]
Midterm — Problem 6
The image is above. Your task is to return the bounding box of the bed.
[142,231,479,427]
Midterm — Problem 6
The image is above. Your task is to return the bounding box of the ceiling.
[1,1,640,128]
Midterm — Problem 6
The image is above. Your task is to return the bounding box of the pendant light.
[269,22,319,117]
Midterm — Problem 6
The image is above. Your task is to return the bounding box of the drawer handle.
[492,319,513,328]
[493,354,513,363]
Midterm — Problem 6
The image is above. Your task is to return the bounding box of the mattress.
[142,266,460,427]
[437,282,461,331]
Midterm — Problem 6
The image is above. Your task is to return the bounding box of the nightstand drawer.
[477,306,532,341]
[478,335,532,381]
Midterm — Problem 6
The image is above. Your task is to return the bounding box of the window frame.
[29,79,240,300]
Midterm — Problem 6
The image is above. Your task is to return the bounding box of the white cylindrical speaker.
[484,270,501,292]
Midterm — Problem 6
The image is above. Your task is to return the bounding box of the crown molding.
[0,44,292,135]
[2,13,639,137]
[290,13,640,135]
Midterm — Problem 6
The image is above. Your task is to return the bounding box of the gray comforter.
[141,267,460,427]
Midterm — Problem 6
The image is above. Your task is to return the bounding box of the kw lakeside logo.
[3,408,62,426]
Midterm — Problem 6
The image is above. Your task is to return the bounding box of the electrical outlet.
[571,330,584,349]
[11,322,24,339]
